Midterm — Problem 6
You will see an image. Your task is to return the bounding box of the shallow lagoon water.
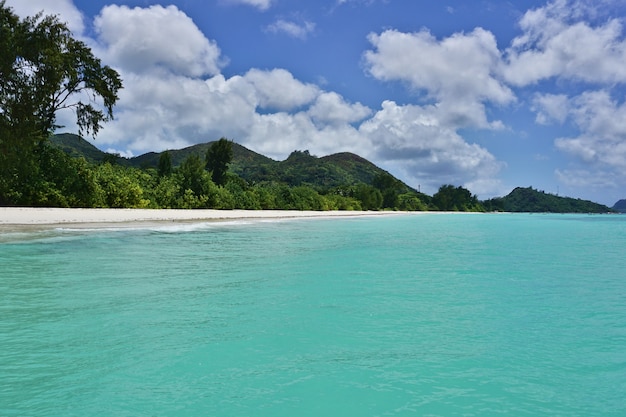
[2,213,625,416]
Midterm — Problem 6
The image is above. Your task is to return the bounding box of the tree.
[0,2,122,205]
[179,154,211,198]
[205,138,233,186]
[353,183,383,210]
[432,184,481,211]
[0,3,122,137]
[158,151,172,177]
[372,172,403,208]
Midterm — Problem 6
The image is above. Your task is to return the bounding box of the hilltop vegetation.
[483,187,613,213]
[51,133,409,191]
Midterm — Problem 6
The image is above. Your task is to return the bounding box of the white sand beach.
[0,207,411,229]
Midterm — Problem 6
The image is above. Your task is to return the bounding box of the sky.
[7,0,626,205]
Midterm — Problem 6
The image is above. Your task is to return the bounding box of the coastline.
[0,207,415,230]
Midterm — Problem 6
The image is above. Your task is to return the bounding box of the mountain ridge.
[49,134,616,213]
[50,133,415,192]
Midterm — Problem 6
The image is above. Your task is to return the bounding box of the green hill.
[484,187,614,213]
[50,134,414,191]
[50,133,110,163]
[612,199,626,213]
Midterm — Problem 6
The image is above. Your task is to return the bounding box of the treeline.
[3,136,612,213]
[1,139,443,210]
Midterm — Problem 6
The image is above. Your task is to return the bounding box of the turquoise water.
[1,213,625,416]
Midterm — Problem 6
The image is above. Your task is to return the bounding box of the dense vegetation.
[483,187,614,213]
[9,135,430,210]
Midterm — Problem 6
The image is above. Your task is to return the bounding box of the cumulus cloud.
[5,0,85,35]
[94,5,224,77]
[361,27,510,194]
[365,28,514,107]
[266,19,316,40]
[243,68,320,110]
[359,100,504,194]
[532,93,570,124]
[307,92,372,126]
[246,112,367,159]
[554,91,626,168]
[504,0,626,85]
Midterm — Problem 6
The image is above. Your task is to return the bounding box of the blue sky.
[8,0,626,205]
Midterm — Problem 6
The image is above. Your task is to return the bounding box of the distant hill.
[612,199,626,213]
[50,134,414,191]
[50,133,110,163]
[484,187,614,213]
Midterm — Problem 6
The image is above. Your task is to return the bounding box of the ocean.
[1,213,625,416]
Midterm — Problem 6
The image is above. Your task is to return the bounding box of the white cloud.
[94,5,224,77]
[359,100,504,194]
[246,112,367,159]
[554,91,626,169]
[243,68,320,110]
[360,27,511,194]
[364,28,514,107]
[307,92,372,126]
[221,0,273,11]
[532,93,570,124]
[96,72,259,154]
[88,63,360,161]
[504,0,626,85]
[266,19,316,40]
[5,0,85,35]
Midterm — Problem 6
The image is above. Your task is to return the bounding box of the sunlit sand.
[0,207,415,230]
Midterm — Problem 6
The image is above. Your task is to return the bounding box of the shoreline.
[0,207,416,231]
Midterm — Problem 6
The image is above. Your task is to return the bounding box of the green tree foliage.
[373,172,404,208]
[158,151,172,177]
[0,2,122,205]
[94,163,149,208]
[432,184,483,211]
[37,145,101,207]
[153,174,180,208]
[397,193,428,211]
[483,187,613,213]
[353,183,383,210]
[179,154,212,199]
[205,138,233,186]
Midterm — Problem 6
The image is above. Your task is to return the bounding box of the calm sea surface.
[1,213,625,416]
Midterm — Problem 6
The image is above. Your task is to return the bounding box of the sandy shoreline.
[0,207,413,230]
